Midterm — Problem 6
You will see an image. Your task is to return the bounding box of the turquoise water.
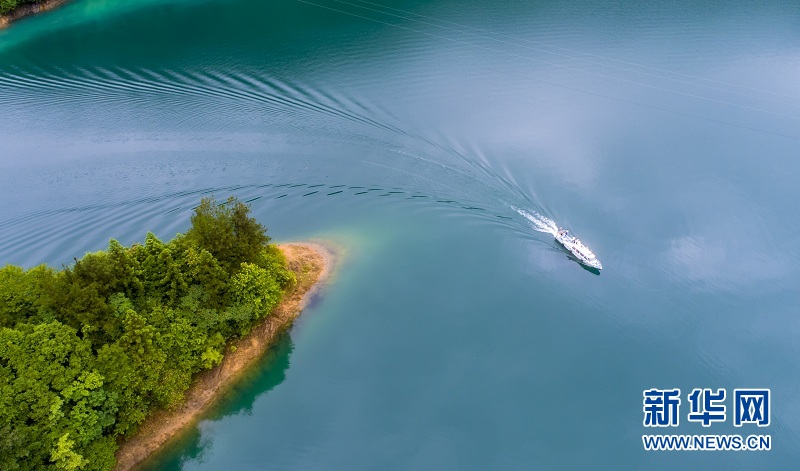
[1,0,799,468]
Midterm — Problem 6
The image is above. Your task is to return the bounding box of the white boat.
[555,228,602,270]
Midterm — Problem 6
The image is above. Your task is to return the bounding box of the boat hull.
[555,233,602,270]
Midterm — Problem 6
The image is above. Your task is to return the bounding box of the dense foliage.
[0,0,43,16]
[0,197,295,470]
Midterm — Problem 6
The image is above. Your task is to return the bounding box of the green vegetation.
[0,0,44,16]
[0,197,295,470]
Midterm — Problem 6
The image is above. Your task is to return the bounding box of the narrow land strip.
[113,242,335,471]
[0,0,69,29]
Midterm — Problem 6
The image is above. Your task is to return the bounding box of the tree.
[230,262,283,321]
[0,264,56,327]
[0,322,114,470]
[0,195,292,469]
[185,196,270,273]
[50,433,86,471]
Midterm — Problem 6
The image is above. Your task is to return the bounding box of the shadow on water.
[555,245,601,276]
[578,263,601,276]
[138,332,296,471]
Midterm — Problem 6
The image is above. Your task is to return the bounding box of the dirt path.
[113,242,335,471]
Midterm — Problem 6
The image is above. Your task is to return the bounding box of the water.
[1,0,799,468]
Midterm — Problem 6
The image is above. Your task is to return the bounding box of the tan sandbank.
[113,242,335,471]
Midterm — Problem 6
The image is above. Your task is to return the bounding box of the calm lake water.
[2,0,799,469]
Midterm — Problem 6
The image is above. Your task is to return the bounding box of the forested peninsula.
[0,197,332,470]
[0,0,68,28]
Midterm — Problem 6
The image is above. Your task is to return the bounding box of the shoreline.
[0,0,69,30]
[113,242,336,471]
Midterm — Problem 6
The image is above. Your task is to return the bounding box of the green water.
[1,0,799,469]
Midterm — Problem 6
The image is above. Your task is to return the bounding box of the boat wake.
[514,207,558,236]
[514,206,603,270]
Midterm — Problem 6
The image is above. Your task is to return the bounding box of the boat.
[555,228,602,270]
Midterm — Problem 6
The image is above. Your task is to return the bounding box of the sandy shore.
[0,0,70,29]
[113,242,336,471]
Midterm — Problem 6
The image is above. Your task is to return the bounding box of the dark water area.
[1,0,799,469]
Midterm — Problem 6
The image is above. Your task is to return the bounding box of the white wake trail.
[514,206,558,235]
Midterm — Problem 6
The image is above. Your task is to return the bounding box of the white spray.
[513,206,558,235]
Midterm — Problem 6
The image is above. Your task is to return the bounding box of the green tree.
[0,264,56,327]
[0,195,293,469]
[140,232,188,304]
[50,433,86,471]
[0,0,20,16]
[185,196,270,273]
[230,262,283,321]
[182,245,229,307]
[255,245,297,289]
[0,322,114,470]
[49,272,114,348]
